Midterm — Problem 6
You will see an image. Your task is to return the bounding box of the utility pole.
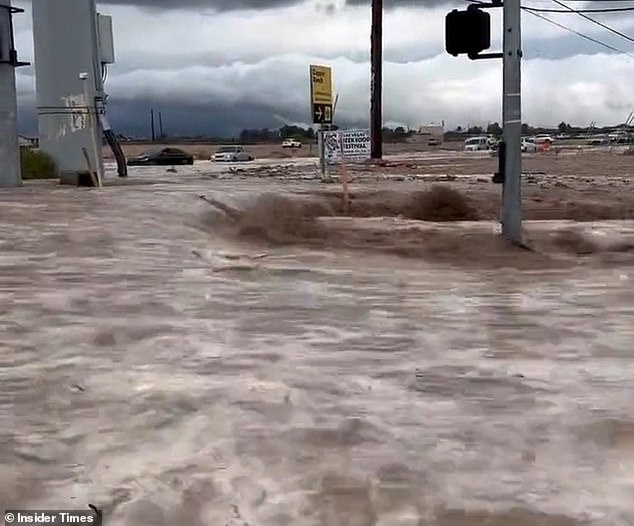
[501,0,523,244]
[370,0,383,159]
[150,109,156,142]
[158,111,164,140]
[0,0,22,187]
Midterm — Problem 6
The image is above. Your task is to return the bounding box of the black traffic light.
[445,6,491,58]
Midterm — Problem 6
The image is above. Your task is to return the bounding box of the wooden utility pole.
[370,0,383,159]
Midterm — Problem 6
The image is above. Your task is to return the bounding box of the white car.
[211,145,254,162]
[522,138,538,152]
[464,136,495,151]
[534,134,553,145]
[282,139,302,148]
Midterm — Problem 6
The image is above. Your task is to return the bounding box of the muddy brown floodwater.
[1,162,634,526]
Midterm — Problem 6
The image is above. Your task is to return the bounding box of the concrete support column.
[32,0,103,184]
[0,0,21,188]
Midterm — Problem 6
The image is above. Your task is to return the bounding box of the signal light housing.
[445,7,491,58]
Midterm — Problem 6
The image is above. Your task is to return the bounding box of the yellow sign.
[309,64,333,106]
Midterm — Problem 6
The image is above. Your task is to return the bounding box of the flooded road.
[1,169,634,525]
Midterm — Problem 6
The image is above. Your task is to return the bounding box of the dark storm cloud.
[99,0,452,11]
[97,98,367,138]
[17,94,365,139]
[344,0,449,7]
[99,0,298,10]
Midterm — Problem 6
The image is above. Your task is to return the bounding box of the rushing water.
[1,170,633,526]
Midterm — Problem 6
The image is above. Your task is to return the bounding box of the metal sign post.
[501,0,522,244]
[319,124,326,177]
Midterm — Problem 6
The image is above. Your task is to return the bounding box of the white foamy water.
[1,171,633,526]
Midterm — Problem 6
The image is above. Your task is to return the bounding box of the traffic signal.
[445,6,491,58]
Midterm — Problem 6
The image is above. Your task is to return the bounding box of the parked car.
[464,136,492,151]
[211,145,254,162]
[282,138,302,148]
[127,147,194,166]
[522,138,538,152]
[533,134,553,145]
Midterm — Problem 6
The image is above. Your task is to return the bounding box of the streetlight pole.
[370,0,383,159]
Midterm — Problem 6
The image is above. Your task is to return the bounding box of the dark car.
[127,147,194,166]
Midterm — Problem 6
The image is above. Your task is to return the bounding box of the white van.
[464,136,491,151]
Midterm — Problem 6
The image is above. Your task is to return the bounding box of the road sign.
[324,129,371,164]
[309,64,333,105]
[312,103,332,124]
[310,64,333,124]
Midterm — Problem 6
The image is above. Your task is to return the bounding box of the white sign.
[323,129,371,164]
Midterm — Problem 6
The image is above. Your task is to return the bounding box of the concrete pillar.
[0,0,21,187]
[32,0,104,184]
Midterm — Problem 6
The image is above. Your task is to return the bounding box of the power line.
[549,0,634,42]
[524,5,634,12]
[464,0,633,55]
[522,8,624,51]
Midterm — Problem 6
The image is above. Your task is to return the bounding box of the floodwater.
[1,165,634,526]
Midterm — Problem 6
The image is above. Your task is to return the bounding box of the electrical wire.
[524,5,634,12]
[522,8,624,50]
[548,0,634,42]
[463,0,633,55]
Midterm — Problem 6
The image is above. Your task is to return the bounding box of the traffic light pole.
[501,0,522,244]
[445,0,523,246]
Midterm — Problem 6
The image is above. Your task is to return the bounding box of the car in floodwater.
[464,136,494,152]
[522,137,538,152]
[534,134,553,145]
[489,138,538,157]
[282,138,302,148]
[127,147,194,166]
[211,145,255,162]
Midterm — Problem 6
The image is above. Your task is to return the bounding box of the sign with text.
[323,129,371,164]
[312,103,332,125]
[309,64,333,124]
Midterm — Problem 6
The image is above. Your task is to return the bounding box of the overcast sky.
[12,0,634,137]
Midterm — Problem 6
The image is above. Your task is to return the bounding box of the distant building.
[407,124,445,144]
[18,135,39,149]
